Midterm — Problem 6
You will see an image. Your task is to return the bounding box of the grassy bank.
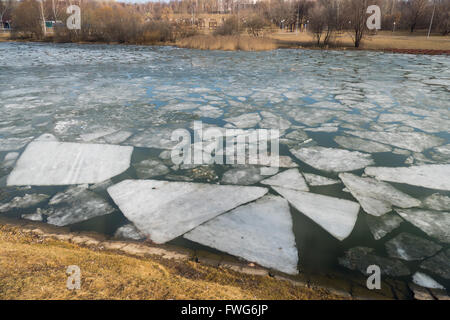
[0,224,343,300]
[177,35,277,51]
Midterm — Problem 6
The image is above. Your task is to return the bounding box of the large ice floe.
[107,180,268,243]
[272,187,359,240]
[339,173,421,216]
[365,165,450,191]
[290,147,374,173]
[395,208,450,244]
[0,193,49,213]
[7,135,133,186]
[420,249,450,280]
[184,195,299,274]
[347,131,444,153]
[333,136,392,153]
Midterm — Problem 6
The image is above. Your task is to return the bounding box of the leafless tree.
[402,0,430,32]
[343,0,368,48]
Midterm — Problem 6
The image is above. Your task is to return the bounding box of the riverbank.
[0,219,346,300]
[2,30,450,54]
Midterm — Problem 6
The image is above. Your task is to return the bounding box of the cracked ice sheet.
[395,208,450,244]
[339,173,421,216]
[7,140,133,186]
[290,147,374,173]
[365,165,450,191]
[273,187,359,241]
[184,195,299,275]
[347,131,444,153]
[107,180,268,244]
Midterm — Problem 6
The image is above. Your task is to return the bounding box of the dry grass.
[177,35,278,51]
[269,30,450,51]
[0,224,343,300]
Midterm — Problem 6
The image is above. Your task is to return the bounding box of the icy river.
[0,42,449,294]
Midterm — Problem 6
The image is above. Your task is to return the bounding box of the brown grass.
[177,35,278,51]
[0,224,343,300]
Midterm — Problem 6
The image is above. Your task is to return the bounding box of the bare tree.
[0,0,14,26]
[402,0,430,33]
[344,0,368,48]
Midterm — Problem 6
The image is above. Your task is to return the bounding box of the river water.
[0,42,449,293]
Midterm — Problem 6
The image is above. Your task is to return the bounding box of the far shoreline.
[1,32,449,56]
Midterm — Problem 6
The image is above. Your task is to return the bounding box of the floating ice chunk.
[308,101,350,111]
[1,152,19,169]
[412,272,445,290]
[21,211,44,222]
[303,173,339,186]
[0,193,50,213]
[221,166,265,185]
[305,126,339,133]
[348,131,444,152]
[423,193,450,211]
[114,223,146,241]
[338,247,410,277]
[125,127,178,150]
[35,133,59,142]
[259,111,291,131]
[287,109,345,126]
[224,113,261,128]
[107,180,268,244]
[133,159,169,179]
[46,185,115,226]
[423,79,450,87]
[430,144,450,162]
[193,106,223,118]
[420,249,450,280]
[290,147,374,173]
[7,140,133,186]
[184,195,299,275]
[0,137,34,151]
[395,208,450,244]
[273,187,359,240]
[261,169,309,192]
[365,165,450,191]
[334,136,392,153]
[339,173,421,216]
[365,213,403,240]
[385,233,442,261]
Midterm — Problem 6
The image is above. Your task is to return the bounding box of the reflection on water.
[0,42,449,292]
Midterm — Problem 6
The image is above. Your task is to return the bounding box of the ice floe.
[125,127,178,149]
[339,173,421,216]
[412,272,445,290]
[385,233,442,261]
[334,136,392,153]
[395,208,450,244]
[133,159,170,179]
[365,165,450,191]
[224,113,261,128]
[21,211,43,222]
[221,166,265,185]
[303,173,339,186]
[420,249,450,280]
[46,185,115,226]
[260,169,309,191]
[7,139,133,186]
[338,247,411,277]
[184,195,299,274]
[272,187,359,240]
[365,213,403,240]
[348,131,444,153]
[290,147,374,173]
[107,180,268,243]
[0,193,50,213]
[114,223,146,241]
[423,193,450,211]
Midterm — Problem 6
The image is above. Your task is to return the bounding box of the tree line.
[1,0,448,46]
